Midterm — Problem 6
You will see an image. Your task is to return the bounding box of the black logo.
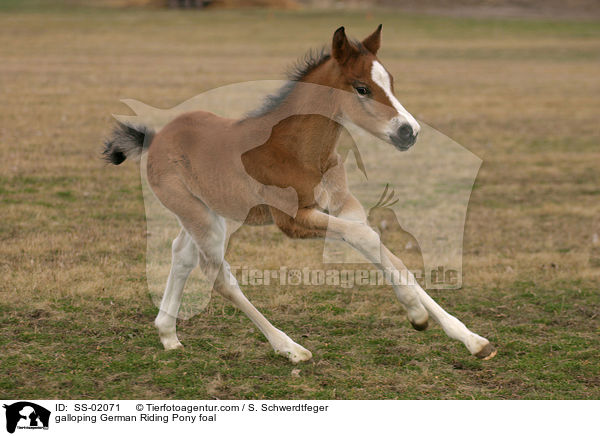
[2,402,50,434]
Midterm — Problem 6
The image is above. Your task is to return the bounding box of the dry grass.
[0,4,599,399]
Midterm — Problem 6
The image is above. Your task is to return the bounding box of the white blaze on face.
[370,60,420,136]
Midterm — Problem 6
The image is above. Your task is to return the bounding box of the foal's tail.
[102,121,154,165]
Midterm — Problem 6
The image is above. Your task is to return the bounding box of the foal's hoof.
[408,308,429,331]
[474,343,497,360]
[160,336,184,351]
[410,319,429,331]
[287,348,313,364]
[276,342,313,364]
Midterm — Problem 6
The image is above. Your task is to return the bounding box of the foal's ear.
[362,24,382,55]
[332,26,357,64]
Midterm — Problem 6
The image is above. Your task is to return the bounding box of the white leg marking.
[215,262,312,363]
[382,246,492,356]
[154,229,198,350]
[322,211,429,327]
[336,199,492,357]
[182,212,311,363]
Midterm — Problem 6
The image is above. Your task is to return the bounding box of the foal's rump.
[146,110,299,223]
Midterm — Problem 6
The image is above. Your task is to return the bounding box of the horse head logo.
[367,183,422,255]
[367,183,399,234]
[3,402,50,434]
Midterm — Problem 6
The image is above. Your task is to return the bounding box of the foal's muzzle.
[390,123,418,150]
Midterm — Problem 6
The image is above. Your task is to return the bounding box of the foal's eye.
[355,86,370,96]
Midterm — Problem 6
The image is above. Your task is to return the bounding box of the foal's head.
[321,26,420,150]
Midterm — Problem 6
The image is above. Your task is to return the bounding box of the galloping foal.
[104,26,496,362]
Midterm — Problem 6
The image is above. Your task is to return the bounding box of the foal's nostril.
[391,123,418,150]
[398,124,414,140]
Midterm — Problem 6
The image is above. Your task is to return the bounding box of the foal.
[104,26,496,362]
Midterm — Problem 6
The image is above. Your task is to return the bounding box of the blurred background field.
[3,0,600,19]
[0,1,599,399]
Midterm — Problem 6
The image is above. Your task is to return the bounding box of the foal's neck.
[257,63,344,171]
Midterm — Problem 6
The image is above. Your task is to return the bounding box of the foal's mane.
[244,46,331,119]
[245,39,368,119]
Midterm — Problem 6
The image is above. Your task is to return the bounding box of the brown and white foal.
[104,26,496,362]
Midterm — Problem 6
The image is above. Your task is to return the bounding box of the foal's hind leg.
[187,215,311,363]
[154,228,199,350]
[213,262,312,363]
[154,181,311,363]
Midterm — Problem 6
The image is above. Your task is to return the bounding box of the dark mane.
[244,46,331,119]
[287,46,331,82]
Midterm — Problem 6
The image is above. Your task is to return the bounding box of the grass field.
[1,3,599,399]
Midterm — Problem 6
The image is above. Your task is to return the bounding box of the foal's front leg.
[335,194,496,359]
[381,245,496,359]
[288,208,430,330]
